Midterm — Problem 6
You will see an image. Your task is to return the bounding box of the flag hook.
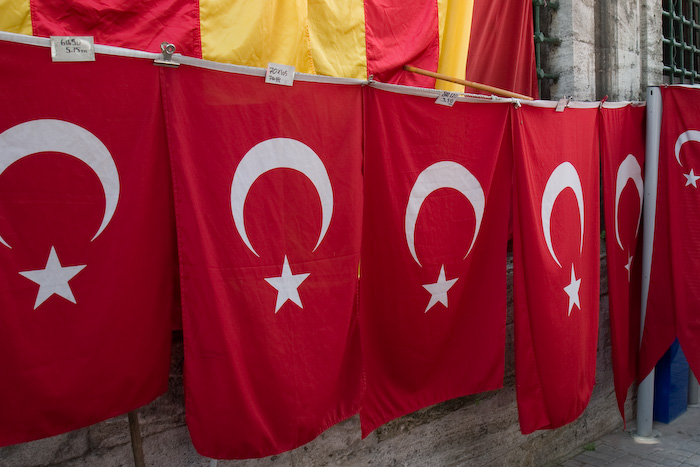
[154,42,179,68]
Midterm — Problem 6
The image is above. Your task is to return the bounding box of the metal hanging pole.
[636,86,662,438]
[128,410,146,467]
[689,371,699,406]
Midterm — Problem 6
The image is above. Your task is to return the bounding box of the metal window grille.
[533,0,560,98]
[663,0,700,83]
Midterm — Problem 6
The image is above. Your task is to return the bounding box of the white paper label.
[265,63,295,86]
[51,36,95,62]
[435,91,459,107]
[555,98,568,112]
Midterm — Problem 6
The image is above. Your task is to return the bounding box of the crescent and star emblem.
[614,155,643,281]
[675,130,700,187]
[0,119,120,309]
[404,161,485,313]
[541,161,584,316]
[230,138,333,314]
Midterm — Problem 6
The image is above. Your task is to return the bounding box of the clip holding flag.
[154,42,179,68]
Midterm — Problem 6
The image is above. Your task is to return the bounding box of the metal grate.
[533,0,561,97]
[662,0,700,83]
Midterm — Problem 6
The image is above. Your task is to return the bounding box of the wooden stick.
[403,65,534,101]
[128,410,146,467]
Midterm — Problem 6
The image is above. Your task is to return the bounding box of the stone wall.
[0,252,636,467]
[546,0,662,101]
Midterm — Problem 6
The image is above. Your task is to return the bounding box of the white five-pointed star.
[624,253,633,282]
[563,264,581,317]
[19,246,86,310]
[422,265,458,313]
[264,255,310,313]
[684,169,700,187]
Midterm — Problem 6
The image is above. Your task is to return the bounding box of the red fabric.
[640,86,700,379]
[162,67,363,459]
[512,105,599,434]
[466,0,538,99]
[364,0,439,87]
[31,0,202,57]
[359,87,510,436]
[600,105,645,421]
[0,40,176,446]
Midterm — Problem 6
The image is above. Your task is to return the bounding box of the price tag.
[435,91,459,107]
[554,98,569,112]
[50,36,95,62]
[265,63,295,86]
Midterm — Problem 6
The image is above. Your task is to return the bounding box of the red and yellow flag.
[1,0,537,97]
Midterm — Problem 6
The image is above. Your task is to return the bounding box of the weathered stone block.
[0,429,89,466]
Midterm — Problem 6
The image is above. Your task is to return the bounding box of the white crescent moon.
[0,119,120,249]
[541,161,584,268]
[404,161,485,267]
[614,154,643,250]
[230,138,333,257]
[675,130,700,166]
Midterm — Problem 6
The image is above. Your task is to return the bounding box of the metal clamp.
[154,42,179,68]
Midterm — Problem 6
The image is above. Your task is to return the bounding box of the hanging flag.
[640,86,700,379]
[199,1,317,73]
[359,86,511,436]
[161,64,363,459]
[600,104,644,421]
[29,0,201,57]
[364,0,440,87]
[463,0,538,99]
[367,0,538,97]
[512,104,600,434]
[2,0,537,97]
[0,39,176,446]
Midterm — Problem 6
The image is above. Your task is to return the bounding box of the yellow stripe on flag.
[437,0,448,58]
[308,0,366,79]
[200,1,315,73]
[0,0,32,35]
[436,0,474,92]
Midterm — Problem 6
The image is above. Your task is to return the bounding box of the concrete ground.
[559,406,700,466]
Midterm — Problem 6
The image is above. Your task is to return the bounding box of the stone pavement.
[559,406,700,466]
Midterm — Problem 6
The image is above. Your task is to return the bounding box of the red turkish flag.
[600,105,645,421]
[0,39,176,445]
[640,86,700,379]
[512,104,600,434]
[161,65,363,458]
[359,87,511,435]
